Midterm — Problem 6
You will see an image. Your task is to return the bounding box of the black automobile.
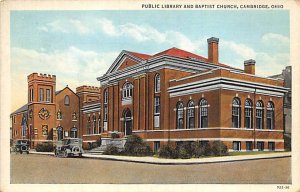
[14,139,30,154]
[54,138,83,158]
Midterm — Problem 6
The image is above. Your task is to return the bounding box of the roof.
[126,51,152,60]
[126,47,233,69]
[11,104,28,115]
[153,47,209,62]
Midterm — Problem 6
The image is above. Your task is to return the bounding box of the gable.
[105,51,147,74]
[117,57,139,71]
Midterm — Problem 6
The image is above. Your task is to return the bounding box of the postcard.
[1,0,300,192]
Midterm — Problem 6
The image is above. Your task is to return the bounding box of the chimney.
[207,37,219,64]
[244,59,255,75]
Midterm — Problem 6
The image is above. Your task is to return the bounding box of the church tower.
[27,73,56,147]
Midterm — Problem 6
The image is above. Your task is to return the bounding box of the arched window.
[199,99,208,128]
[70,127,78,138]
[64,95,70,106]
[176,102,184,129]
[232,98,241,128]
[244,99,253,128]
[122,82,133,99]
[187,100,195,128]
[154,74,161,93]
[267,102,275,129]
[104,89,108,104]
[256,101,264,129]
[57,127,63,141]
[93,114,97,134]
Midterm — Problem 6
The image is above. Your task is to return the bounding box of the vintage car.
[13,139,30,154]
[54,138,83,158]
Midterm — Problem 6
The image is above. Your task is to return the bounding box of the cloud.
[46,20,68,33]
[97,18,119,36]
[120,23,166,43]
[38,19,91,35]
[222,40,257,59]
[69,19,91,34]
[11,47,119,110]
[262,33,289,48]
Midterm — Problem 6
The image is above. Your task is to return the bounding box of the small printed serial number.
[277,186,290,190]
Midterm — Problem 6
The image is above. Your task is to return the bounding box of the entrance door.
[124,110,132,136]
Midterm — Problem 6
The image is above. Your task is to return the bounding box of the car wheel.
[20,150,23,154]
[63,150,68,158]
[79,153,82,158]
[26,151,29,154]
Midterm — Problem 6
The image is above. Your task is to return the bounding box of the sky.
[10,10,290,111]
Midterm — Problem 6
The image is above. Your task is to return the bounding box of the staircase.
[85,137,127,155]
[86,146,106,154]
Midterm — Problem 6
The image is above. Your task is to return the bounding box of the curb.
[27,151,291,165]
[82,153,291,165]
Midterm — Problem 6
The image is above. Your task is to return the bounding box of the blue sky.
[11,10,290,110]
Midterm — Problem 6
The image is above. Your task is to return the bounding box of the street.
[10,154,291,184]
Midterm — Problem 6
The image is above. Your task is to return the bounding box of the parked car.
[54,138,83,158]
[14,139,30,154]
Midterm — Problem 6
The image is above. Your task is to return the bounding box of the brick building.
[11,37,289,152]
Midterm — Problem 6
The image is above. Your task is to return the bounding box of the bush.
[103,144,119,155]
[158,144,178,159]
[36,143,54,152]
[191,142,212,157]
[211,141,228,156]
[124,135,153,156]
[96,137,102,147]
[284,135,291,151]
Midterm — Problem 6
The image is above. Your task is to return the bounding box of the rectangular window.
[104,105,108,121]
[42,125,48,136]
[46,89,51,102]
[246,141,253,151]
[39,88,44,102]
[200,106,208,128]
[154,97,160,114]
[257,141,264,151]
[233,141,241,151]
[154,97,160,128]
[268,142,275,151]
[154,141,160,153]
[245,108,252,128]
[256,109,263,129]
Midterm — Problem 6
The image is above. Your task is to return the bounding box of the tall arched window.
[64,95,70,106]
[187,100,195,128]
[267,102,274,129]
[176,102,184,129]
[154,74,161,93]
[244,99,253,128]
[122,82,133,99]
[256,101,264,129]
[232,97,241,128]
[57,127,63,141]
[199,99,208,128]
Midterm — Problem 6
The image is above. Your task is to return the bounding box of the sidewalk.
[83,152,291,165]
[29,150,291,165]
